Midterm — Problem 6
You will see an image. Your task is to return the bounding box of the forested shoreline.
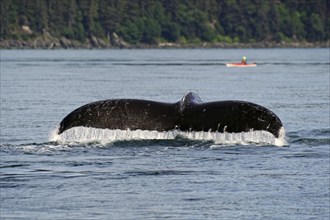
[0,0,329,49]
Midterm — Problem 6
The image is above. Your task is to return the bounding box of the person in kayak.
[241,56,247,64]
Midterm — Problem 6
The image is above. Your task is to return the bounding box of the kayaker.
[241,56,247,64]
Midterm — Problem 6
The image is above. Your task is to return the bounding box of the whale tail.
[58,92,283,138]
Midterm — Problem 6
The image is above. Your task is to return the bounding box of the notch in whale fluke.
[57,92,283,138]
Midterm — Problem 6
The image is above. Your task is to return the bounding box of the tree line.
[0,0,328,45]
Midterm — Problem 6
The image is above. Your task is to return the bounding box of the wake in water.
[49,126,288,147]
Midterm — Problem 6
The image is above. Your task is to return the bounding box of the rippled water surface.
[1,49,329,219]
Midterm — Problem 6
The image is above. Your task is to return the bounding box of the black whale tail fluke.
[179,96,283,138]
[57,92,284,141]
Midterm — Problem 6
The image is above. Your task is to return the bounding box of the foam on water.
[49,126,288,147]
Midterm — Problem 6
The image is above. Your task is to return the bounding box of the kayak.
[226,63,257,67]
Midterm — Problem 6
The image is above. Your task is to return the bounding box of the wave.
[5,57,328,67]
[288,128,330,146]
[49,126,288,147]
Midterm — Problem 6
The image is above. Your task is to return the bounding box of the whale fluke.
[58,92,283,138]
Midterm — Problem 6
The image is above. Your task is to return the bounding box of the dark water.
[1,49,329,219]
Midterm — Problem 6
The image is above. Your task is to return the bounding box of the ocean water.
[1,49,329,219]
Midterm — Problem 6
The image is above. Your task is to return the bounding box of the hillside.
[0,0,328,48]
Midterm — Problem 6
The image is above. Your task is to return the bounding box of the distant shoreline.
[0,39,328,49]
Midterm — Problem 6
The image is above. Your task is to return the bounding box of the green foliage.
[118,19,143,44]
[62,27,74,39]
[162,21,180,42]
[1,0,328,44]
[142,18,161,44]
[74,23,86,41]
[309,13,324,41]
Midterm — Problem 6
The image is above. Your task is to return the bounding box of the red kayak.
[226,63,257,67]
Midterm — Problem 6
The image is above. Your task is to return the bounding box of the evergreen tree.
[0,0,328,45]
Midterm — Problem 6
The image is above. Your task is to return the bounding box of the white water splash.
[49,126,288,147]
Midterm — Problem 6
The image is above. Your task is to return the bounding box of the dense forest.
[0,0,328,48]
